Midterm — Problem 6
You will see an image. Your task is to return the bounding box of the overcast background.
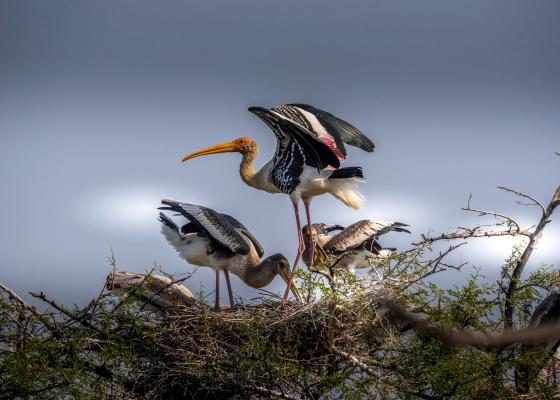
[0,1,558,307]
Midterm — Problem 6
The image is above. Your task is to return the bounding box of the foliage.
[0,185,559,399]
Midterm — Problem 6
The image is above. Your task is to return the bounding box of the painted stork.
[158,199,301,309]
[301,220,410,273]
[181,104,374,302]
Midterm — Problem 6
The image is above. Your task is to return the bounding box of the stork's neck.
[240,146,279,193]
[240,148,259,189]
[243,258,278,288]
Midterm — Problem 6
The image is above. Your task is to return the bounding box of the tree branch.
[497,186,546,214]
[416,227,527,245]
[0,282,56,331]
[384,300,560,349]
[504,186,560,329]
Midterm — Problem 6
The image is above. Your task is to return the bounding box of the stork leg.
[282,200,305,304]
[215,270,220,310]
[223,269,235,309]
[303,198,314,268]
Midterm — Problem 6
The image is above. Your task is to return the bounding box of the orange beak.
[181,139,239,162]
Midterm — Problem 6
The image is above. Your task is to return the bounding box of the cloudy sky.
[0,1,558,306]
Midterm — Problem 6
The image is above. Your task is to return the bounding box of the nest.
[110,272,397,399]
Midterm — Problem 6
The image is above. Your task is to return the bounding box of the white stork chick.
[159,199,301,309]
[302,220,410,273]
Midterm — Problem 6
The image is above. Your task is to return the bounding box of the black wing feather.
[160,199,251,255]
[248,106,340,171]
[219,213,264,257]
[287,103,375,152]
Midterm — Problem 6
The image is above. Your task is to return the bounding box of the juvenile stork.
[182,104,374,302]
[302,220,410,273]
[158,199,301,309]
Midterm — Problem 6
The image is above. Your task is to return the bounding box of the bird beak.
[181,140,238,162]
[279,267,303,302]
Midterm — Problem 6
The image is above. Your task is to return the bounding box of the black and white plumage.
[247,105,373,202]
[269,104,374,161]
[182,104,375,303]
[158,199,299,309]
[302,220,410,272]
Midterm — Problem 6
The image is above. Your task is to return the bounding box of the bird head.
[265,253,303,302]
[301,224,318,240]
[182,137,256,162]
[302,223,344,239]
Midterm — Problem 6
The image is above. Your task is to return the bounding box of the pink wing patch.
[318,134,345,161]
[271,107,346,162]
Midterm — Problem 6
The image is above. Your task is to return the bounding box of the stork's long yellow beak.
[279,267,303,302]
[182,140,238,162]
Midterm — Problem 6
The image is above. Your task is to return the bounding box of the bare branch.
[332,348,379,376]
[462,205,522,232]
[416,226,527,245]
[333,348,394,373]
[497,186,546,215]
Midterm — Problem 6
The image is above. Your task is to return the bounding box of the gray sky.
[1,0,558,306]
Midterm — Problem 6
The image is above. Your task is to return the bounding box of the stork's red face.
[181,137,255,162]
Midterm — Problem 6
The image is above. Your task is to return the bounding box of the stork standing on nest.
[158,199,301,309]
[302,220,410,273]
[182,104,374,302]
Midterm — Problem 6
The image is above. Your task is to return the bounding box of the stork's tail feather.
[326,167,365,209]
[327,180,365,209]
[329,166,364,180]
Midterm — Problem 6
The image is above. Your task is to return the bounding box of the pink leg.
[282,200,305,303]
[303,198,314,268]
[223,269,235,309]
[215,270,220,310]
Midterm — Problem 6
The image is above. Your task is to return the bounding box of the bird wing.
[273,104,375,158]
[248,106,340,171]
[324,220,405,252]
[310,223,345,235]
[219,213,265,258]
[160,199,251,255]
[180,222,202,235]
